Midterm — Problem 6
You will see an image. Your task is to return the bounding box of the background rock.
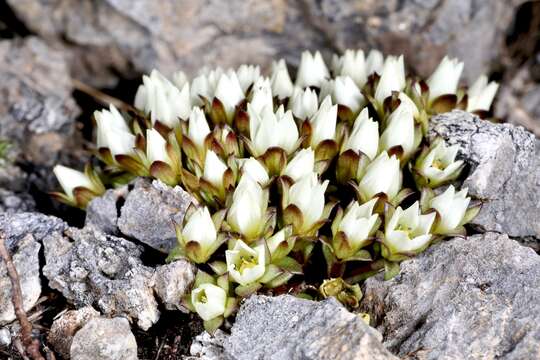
[70,317,138,360]
[360,233,540,359]
[47,306,100,359]
[117,179,193,252]
[154,259,197,311]
[85,185,128,234]
[429,110,540,247]
[195,295,397,360]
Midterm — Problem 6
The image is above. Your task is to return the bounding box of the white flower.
[384,201,435,256]
[283,148,315,182]
[94,105,135,157]
[249,78,273,115]
[203,150,228,189]
[332,49,368,87]
[227,175,268,239]
[191,67,224,105]
[241,158,269,185]
[321,76,365,114]
[226,240,266,285]
[53,165,95,201]
[366,49,384,75]
[236,64,261,93]
[214,72,245,121]
[134,70,191,127]
[182,207,219,260]
[271,59,294,99]
[342,108,379,160]
[295,51,329,88]
[187,107,211,152]
[289,87,319,120]
[337,198,379,252]
[398,92,419,117]
[146,128,173,166]
[357,152,402,201]
[309,96,337,148]
[467,75,499,112]
[172,71,188,89]
[248,105,299,156]
[429,185,471,234]
[427,56,464,101]
[191,283,227,321]
[415,138,463,187]
[379,102,416,157]
[286,173,329,233]
[374,55,405,103]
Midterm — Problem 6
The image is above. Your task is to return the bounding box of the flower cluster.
[53,49,493,332]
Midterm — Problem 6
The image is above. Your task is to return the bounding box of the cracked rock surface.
[429,110,540,247]
[360,232,540,360]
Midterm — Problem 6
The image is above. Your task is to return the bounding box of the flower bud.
[366,49,384,75]
[146,128,173,167]
[248,105,299,156]
[227,175,268,240]
[467,75,499,112]
[413,138,464,188]
[172,70,188,89]
[342,108,379,160]
[309,96,337,148]
[427,56,464,101]
[214,72,245,121]
[383,201,436,261]
[181,207,220,263]
[295,51,329,88]
[332,49,368,87]
[320,278,362,308]
[283,148,315,182]
[187,107,211,153]
[191,67,224,105]
[379,102,416,158]
[52,165,104,208]
[134,70,191,127]
[226,240,266,285]
[374,55,405,103]
[357,152,402,201]
[236,64,261,93]
[271,59,294,99]
[289,87,319,120]
[241,157,269,185]
[94,105,135,157]
[191,283,227,321]
[249,77,273,115]
[320,76,365,115]
[203,150,228,190]
[429,185,471,235]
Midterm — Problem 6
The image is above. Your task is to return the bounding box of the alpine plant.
[53,49,492,332]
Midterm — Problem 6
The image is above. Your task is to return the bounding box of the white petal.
[53,165,94,200]
[203,150,228,189]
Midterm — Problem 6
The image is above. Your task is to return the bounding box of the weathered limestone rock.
[48,306,101,359]
[360,233,540,359]
[154,259,197,311]
[42,227,160,330]
[85,185,129,234]
[118,179,193,252]
[187,330,230,360]
[0,188,35,214]
[70,317,138,360]
[190,295,397,360]
[429,110,540,246]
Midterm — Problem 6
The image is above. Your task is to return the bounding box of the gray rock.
[85,186,129,234]
[118,179,193,252]
[48,307,101,359]
[360,233,540,360]
[154,260,197,311]
[187,330,230,360]
[429,110,540,246]
[0,212,68,250]
[0,188,35,214]
[42,227,160,330]
[0,327,10,347]
[6,0,522,87]
[70,317,138,360]
[214,295,396,360]
[0,234,41,325]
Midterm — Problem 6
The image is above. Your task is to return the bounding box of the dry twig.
[72,78,133,111]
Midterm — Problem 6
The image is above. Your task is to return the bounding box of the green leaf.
[384,260,401,280]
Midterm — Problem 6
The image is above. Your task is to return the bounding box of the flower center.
[197,291,208,304]
[432,159,445,170]
[396,223,413,236]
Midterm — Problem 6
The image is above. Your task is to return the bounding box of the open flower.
[248,105,299,156]
[467,75,499,112]
[134,69,191,127]
[271,59,294,100]
[332,49,368,87]
[191,283,227,321]
[289,87,319,120]
[331,199,380,260]
[282,172,330,235]
[52,165,105,208]
[282,148,315,182]
[236,64,261,93]
[320,76,365,115]
[374,55,405,103]
[226,240,266,286]
[341,108,379,160]
[309,96,337,148]
[383,201,436,261]
[429,185,472,235]
[94,105,135,159]
[226,175,269,241]
[178,206,223,263]
[413,138,464,188]
[379,102,418,159]
[295,51,329,88]
[357,152,402,202]
[427,56,464,101]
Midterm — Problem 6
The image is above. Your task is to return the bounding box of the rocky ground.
[0,1,540,359]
